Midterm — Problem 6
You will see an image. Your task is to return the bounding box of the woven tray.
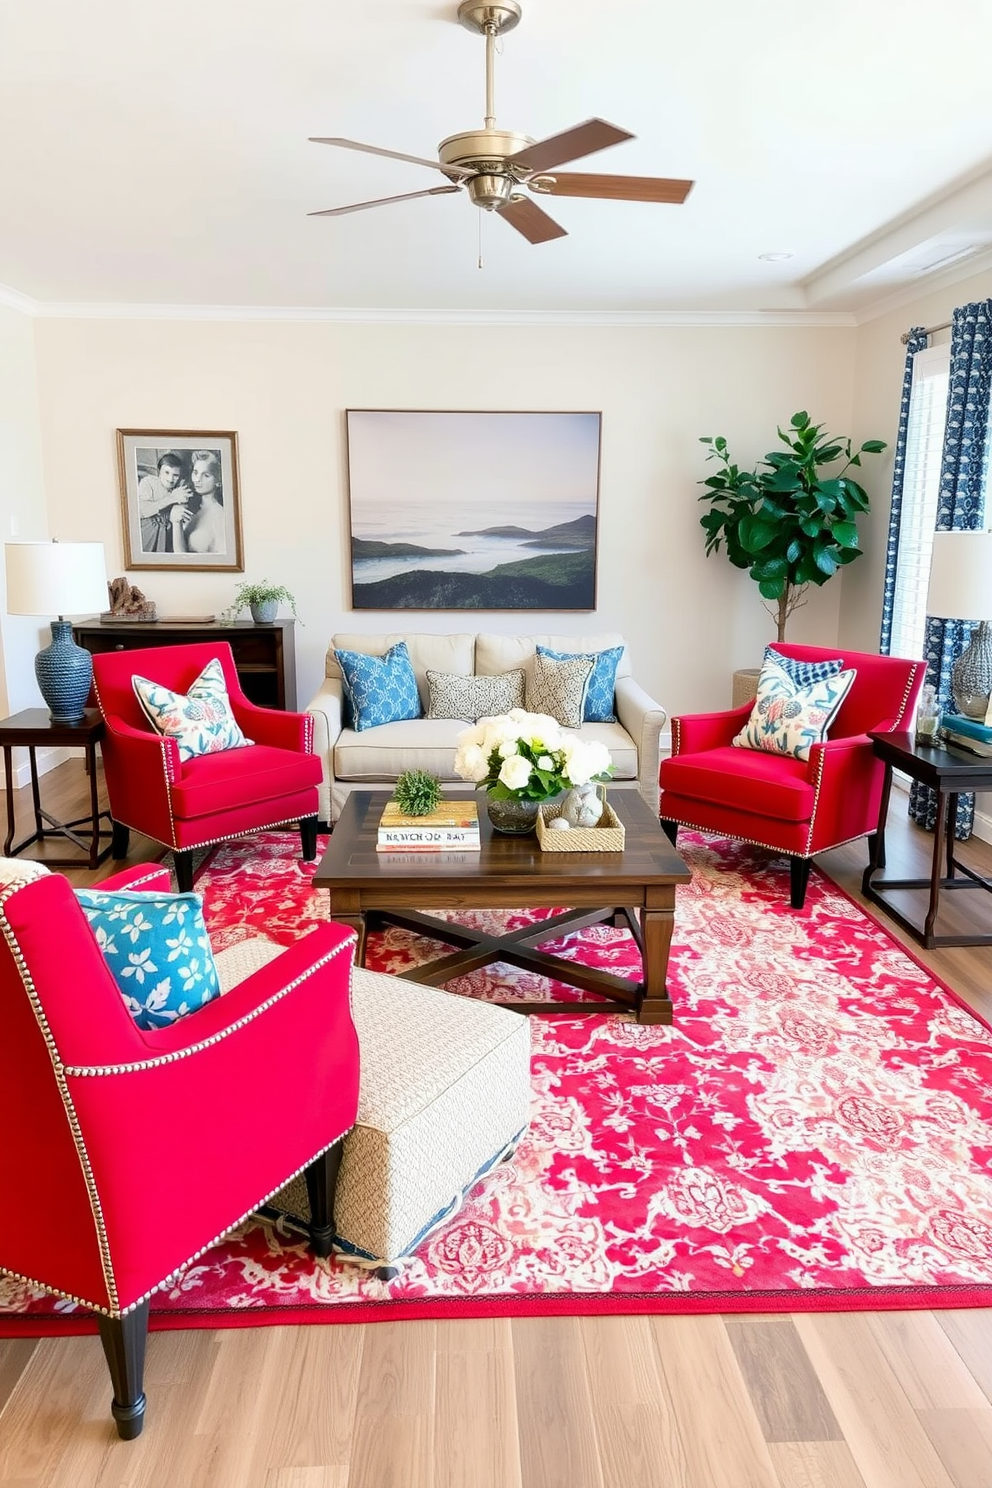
[536,799,625,852]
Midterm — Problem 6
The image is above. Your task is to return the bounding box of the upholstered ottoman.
[214,944,531,1269]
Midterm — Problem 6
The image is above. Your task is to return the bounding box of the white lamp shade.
[4,542,108,616]
[926,530,992,623]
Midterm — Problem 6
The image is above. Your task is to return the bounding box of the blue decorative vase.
[35,620,94,723]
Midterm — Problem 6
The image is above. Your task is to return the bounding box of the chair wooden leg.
[111,821,130,859]
[304,1140,344,1259]
[96,1300,149,1440]
[173,850,195,894]
[660,818,679,846]
[300,814,318,862]
[790,856,813,909]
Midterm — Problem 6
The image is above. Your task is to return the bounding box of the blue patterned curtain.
[880,327,929,655]
[909,298,992,838]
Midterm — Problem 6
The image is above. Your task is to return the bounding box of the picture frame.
[116,429,244,572]
[346,410,602,611]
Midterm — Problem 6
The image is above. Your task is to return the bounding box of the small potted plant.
[220,580,300,626]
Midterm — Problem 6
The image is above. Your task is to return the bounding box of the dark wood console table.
[862,729,992,948]
[73,618,297,709]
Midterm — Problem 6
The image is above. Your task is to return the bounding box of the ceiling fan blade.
[308,136,473,180]
[497,196,568,244]
[309,185,460,218]
[505,118,634,174]
[543,173,694,204]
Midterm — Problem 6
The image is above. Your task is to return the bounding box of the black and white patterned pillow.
[525,652,594,728]
[426,669,526,722]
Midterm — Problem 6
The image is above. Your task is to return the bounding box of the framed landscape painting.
[346,410,602,610]
[117,429,244,572]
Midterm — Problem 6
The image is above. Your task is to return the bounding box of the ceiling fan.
[309,0,694,244]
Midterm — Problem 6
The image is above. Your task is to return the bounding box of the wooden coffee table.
[313,789,692,1023]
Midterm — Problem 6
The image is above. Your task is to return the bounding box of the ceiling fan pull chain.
[478,209,485,270]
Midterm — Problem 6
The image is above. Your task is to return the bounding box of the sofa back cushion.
[327,633,475,712]
[475,633,630,685]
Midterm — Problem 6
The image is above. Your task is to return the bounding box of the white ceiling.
[2,0,992,316]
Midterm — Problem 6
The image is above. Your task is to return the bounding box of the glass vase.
[486,792,562,835]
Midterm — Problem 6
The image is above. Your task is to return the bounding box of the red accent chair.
[659,644,926,908]
[92,642,322,891]
[0,860,360,1439]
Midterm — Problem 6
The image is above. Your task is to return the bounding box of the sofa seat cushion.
[662,745,814,822]
[333,717,638,785]
[169,745,322,820]
[333,718,469,782]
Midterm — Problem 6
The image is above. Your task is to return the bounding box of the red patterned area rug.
[5,829,992,1336]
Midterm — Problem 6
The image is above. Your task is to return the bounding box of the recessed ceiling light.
[758,251,794,262]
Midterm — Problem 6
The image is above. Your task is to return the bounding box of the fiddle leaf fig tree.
[698,411,886,640]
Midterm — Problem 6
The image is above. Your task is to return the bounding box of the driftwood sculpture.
[103,577,157,621]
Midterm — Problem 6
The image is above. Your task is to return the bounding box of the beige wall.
[33,317,859,715]
[0,301,52,715]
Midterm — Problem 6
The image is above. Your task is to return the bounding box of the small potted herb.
[220,580,300,626]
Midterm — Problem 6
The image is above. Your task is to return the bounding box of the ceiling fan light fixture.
[467,173,515,209]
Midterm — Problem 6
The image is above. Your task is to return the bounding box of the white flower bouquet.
[453,708,614,802]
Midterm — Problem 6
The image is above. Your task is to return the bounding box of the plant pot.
[250,601,278,624]
[486,792,562,835]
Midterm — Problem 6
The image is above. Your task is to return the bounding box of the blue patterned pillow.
[335,641,422,732]
[132,656,252,763]
[765,646,845,687]
[536,644,624,723]
[77,888,221,1030]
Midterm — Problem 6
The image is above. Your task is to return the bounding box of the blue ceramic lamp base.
[35,620,95,724]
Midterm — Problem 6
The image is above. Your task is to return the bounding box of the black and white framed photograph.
[346,410,602,610]
[116,429,244,572]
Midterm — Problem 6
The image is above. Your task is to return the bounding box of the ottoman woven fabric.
[215,943,532,1265]
[337,967,531,1263]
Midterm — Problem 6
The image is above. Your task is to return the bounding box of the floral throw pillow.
[733,653,856,761]
[335,641,422,732]
[536,644,624,722]
[132,656,252,763]
[76,888,221,1030]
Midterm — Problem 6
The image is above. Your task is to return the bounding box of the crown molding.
[851,246,992,326]
[0,281,39,315]
[0,294,856,328]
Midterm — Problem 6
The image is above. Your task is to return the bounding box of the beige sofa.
[306,631,666,824]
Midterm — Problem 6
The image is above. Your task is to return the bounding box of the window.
[888,342,950,662]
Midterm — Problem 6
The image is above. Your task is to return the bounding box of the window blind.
[888,343,951,662]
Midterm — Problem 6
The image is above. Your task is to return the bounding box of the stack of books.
[941,712,992,758]
[376,799,481,852]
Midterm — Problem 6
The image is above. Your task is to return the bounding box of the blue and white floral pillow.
[77,888,221,1030]
[536,644,624,723]
[132,656,253,762]
[335,641,422,732]
[733,653,856,762]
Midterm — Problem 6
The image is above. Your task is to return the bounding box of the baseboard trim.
[0,746,74,792]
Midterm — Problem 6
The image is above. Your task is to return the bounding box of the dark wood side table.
[862,728,992,948]
[0,708,113,869]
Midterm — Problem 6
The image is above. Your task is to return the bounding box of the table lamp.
[926,528,992,722]
[4,541,108,723]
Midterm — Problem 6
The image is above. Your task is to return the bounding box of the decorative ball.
[392,769,444,817]
[548,817,571,832]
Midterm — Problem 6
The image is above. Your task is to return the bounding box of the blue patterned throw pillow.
[733,654,856,761]
[535,644,624,723]
[765,646,845,687]
[132,656,252,763]
[335,641,422,732]
[77,888,221,1030]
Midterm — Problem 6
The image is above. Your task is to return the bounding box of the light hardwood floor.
[2,759,991,1488]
